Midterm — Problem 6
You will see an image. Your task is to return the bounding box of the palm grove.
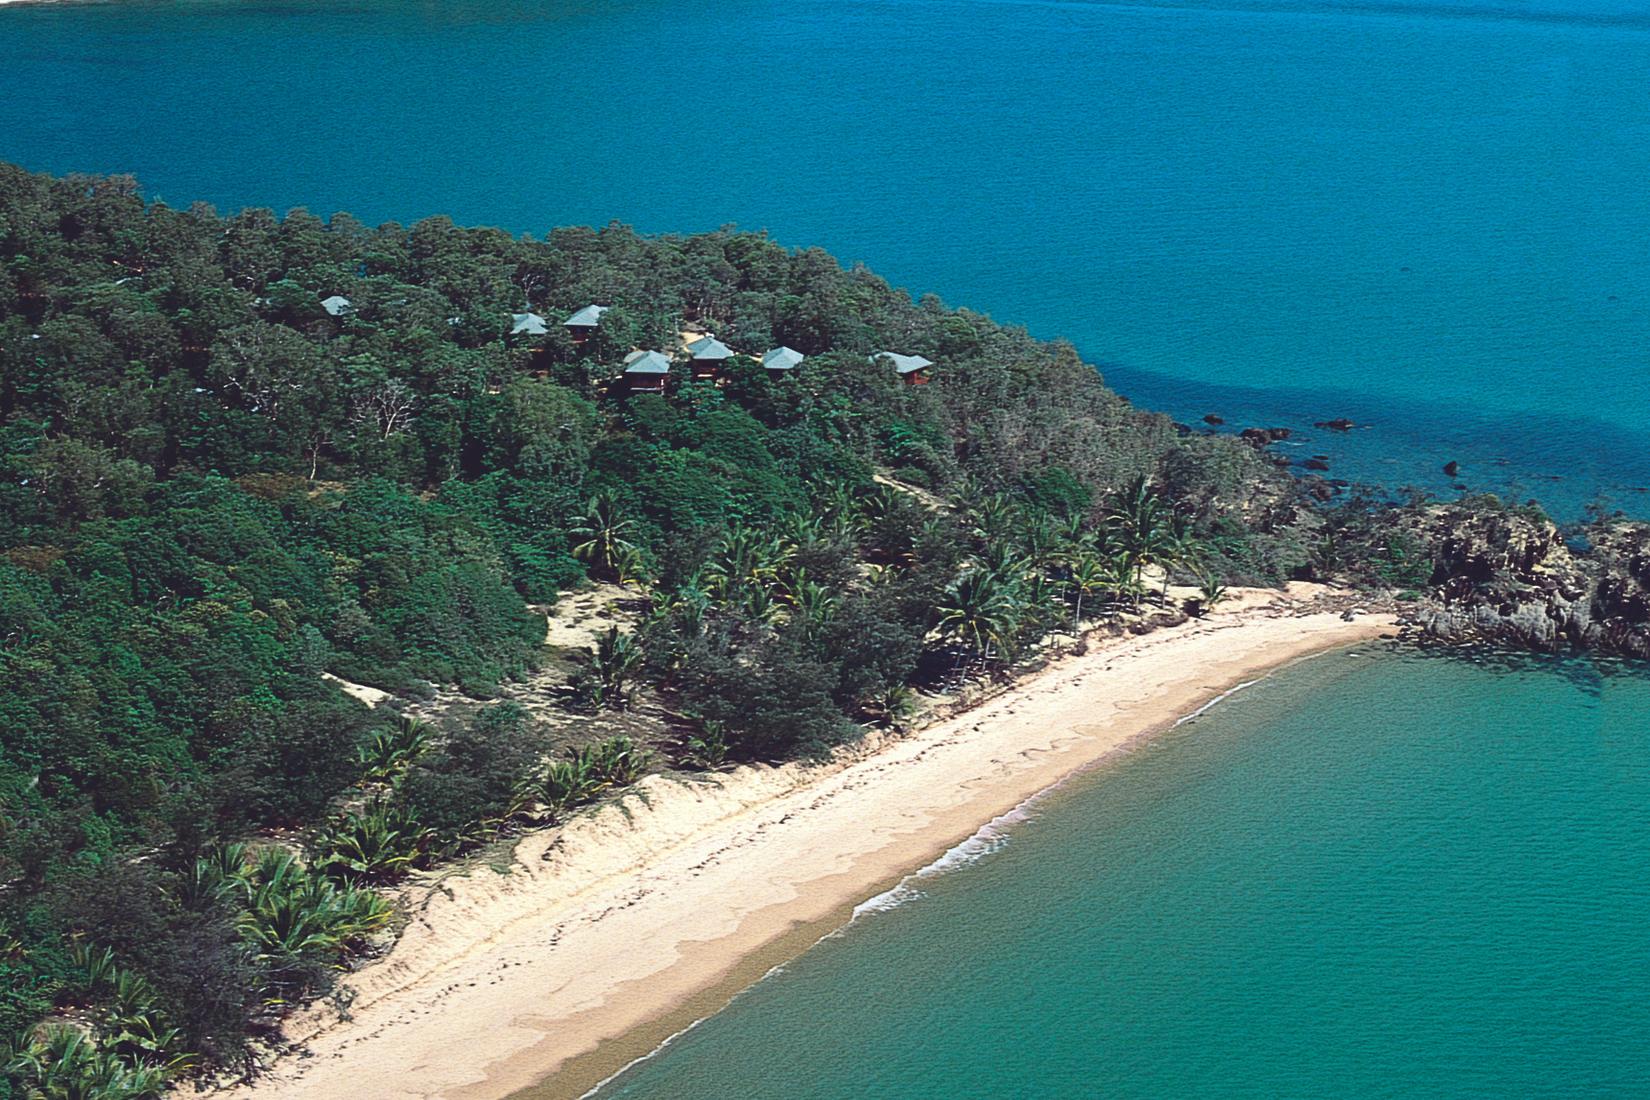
[0,164,1329,1096]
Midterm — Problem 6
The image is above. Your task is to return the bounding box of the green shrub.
[236,850,390,1003]
[535,737,653,819]
[399,703,544,843]
[310,799,432,884]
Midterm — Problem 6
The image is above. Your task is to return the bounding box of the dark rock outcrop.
[1203,413,1225,426]
[1303,478,1338,502]
[1406,506,1650,659]
[1314,418,1356,431]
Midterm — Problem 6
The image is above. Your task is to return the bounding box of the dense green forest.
[0,163,1335,1096]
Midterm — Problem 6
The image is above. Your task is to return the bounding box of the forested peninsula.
[1,164,1645,1098]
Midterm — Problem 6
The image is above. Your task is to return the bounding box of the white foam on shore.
[580,658,1297,1097]
[1173,677,1260,726]
[850,803,1032,918]
[853,675,1277,922]
[578,806,1043,1096]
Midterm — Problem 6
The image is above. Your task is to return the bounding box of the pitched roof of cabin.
[762,346,805,371]
[872,351,934,374]
[511,312,548,336]
[320,295,352,317]
[565,304,609,327]
[686,336,735,360]
[622,350,672,374]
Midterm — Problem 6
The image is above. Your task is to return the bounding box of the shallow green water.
[594,646,1650,1098]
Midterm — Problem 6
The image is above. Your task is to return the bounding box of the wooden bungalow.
[622,349,672,394]
[873,351,935,385]
[761,346,805,377]
[563,304,610,346]
[511,312,549,338]
[511,312,551,373]
[686,336,736,382]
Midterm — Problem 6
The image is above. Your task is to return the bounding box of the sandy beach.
[221,588,1395,1100]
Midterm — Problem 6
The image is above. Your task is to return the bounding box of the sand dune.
[221,587,1394,1100]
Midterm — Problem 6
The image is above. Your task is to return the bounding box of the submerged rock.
[1314,417,1356,431]
[1239,426,1292,448]
[1203,413,1225,426]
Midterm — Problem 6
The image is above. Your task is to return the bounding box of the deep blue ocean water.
[587,647,1650,1099]
[3,0,1649,514]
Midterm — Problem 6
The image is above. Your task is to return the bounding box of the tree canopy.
[0,162,1325,1095]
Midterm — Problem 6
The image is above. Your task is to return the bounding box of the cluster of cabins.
[317,293,936,392]
[510,303,936,393]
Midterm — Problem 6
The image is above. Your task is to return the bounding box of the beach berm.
[220,587,1394,1100]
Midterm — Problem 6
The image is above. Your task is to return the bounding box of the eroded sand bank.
[224,588,1395,1100]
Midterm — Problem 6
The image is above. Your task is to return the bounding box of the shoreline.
[565,670,1272,1100]
[221,590,1397,1100]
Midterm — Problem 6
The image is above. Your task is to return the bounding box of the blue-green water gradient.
[3,0,1650,512]
[593,647,1650,1098]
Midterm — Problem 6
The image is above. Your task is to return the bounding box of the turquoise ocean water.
[3,0,1650,513]
[590,647,1650,1099]
[6,6,1650,1094]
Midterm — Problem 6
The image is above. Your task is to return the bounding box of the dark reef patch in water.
[1099,359,1650,520]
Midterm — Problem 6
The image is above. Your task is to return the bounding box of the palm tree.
[1104,547,1147,607]
[311,799,431,883]
[1018,574,1064,640]
[1055,513,1095,562]
[1066,553,1110,634]
[785,574,840,637]
[176,843,252,912]
[538,754,602,819]
[1018,514,1063,572]
[612,545,649,587]
[6,1025,172,1099]
[854,486,916,563]
[648,579,709,637]
[705,527,790,600]
[590,626,643,709]
[738,581,784,625]
[851,485,897,532]
[589,735,653,785]
[817,480,860,526]
[1158,513,1206,598]
[1193,571,1229,616]
[934,569,1022,664]
[777,510,827,550]
[964,492,1017,545]
[238,850,390,997]
[1107,475,1171,591]
[355,715,432,784]
[683,719,731,771]
[569,491,638,580]
[978,540,1031,581]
